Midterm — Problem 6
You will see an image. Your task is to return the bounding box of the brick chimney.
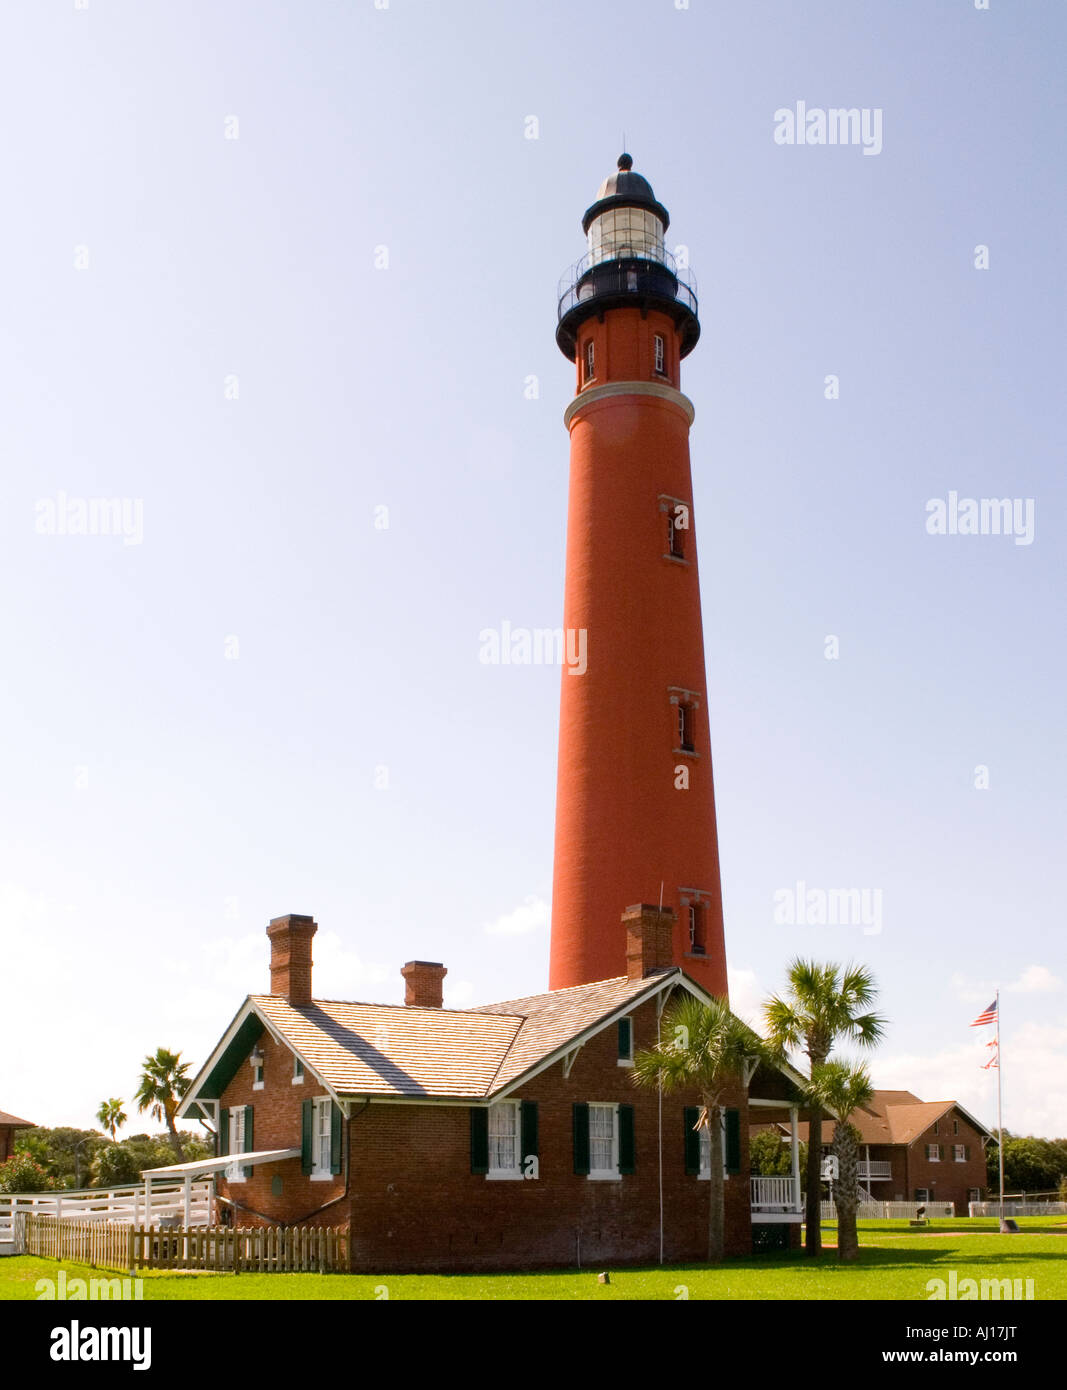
[267,914,317,1006]
[401,960,447,1008]
[623,904,675,980]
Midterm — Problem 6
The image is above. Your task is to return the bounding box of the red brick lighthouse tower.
[549,155,728,999]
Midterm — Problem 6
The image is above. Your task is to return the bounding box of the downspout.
[222,1098,369,1227]
[656,984,672,1265]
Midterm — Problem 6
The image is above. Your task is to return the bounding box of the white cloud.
[871,1017,1067,1138]
[726,966,765,1030]
[1008,965,1061,994]
[444,978,475,1008]
[483,895,549,936]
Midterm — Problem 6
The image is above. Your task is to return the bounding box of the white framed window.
[584,339,595,382]
[589,1103,619,1179]
[487,1100,522,1179]
[953,1119,959,1135]
[226,1106,246,1183]
[677,703,694,752]
[968,1187,981,1203]
[292,1056,304,1085]
[926,1144,940,1162]
[915,1187,930,1203]
[653,334,665,374]
[311,1096,332,1179]
[953,1144,967,1163]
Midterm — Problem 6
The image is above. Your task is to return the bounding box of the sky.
[0,1,1063,1143]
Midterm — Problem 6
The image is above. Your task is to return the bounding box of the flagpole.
[997,988,1004,1220]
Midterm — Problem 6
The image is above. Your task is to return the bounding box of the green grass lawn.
[2,1220,1063,1301]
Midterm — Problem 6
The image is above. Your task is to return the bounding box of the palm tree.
[135,1048,191,1161]
[633,993,769,1262]
[803,1061,874,1262]
[95,1098,127,1140]
[764,959,885,1256]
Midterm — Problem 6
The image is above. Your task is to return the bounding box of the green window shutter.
[301,1098,314,1175]
[617,1018,632,1060]
[965,1144,971,1161]
[243,1105,254,1179]
[330,1102,343,1175]
[470,1108,489,1174]
[683,1106,701,1176]
[938,1144,944,1161]
[520,1101,538,1168]
[725,1108,741,1174]
[573,1103,590,1176]
[218,1107,229,1159]
[618,1104,635,1175]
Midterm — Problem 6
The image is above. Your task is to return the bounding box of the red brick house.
[0,1110,34,1163]
[173,911,807,1270]
[771,1090,993,1213]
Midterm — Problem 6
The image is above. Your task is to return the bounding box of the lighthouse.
[549,155,728,999]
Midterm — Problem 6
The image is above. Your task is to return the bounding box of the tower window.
[688,904,706,954]
[584,339,595,383]
[667,512,685,559]
[678,703,694,753]
[654,334,665,375]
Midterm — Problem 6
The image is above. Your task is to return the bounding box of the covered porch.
[748,1060,807,1223]
[142,1148,299,1227]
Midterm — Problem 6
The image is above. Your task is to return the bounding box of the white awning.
[143,1148,300,1180]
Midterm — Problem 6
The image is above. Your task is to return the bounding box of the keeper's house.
[772,1091,994,1214]
[0,1110,34,1163]
[177,912,806,1270]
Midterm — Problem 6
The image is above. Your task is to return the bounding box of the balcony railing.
[858,1161,893,1181]
[750,1175,802,1213]
[557,246,699,326]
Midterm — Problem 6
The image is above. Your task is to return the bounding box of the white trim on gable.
[176,997,336,1122]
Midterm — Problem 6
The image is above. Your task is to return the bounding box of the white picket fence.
[0,1181,213,1247]
[17,1211,348,1273]
[820,1200,954,1220]
[968,1200,1067,1218]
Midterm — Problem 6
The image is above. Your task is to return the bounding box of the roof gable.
[0,1110,35,1128]
[178,969,806,1111]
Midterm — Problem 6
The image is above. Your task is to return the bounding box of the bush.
[0,1152,57,1193]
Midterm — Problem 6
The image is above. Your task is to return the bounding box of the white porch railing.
[751,1175,802,1212]
[0,1182,213,1247]
[820,1200,954,1220]
[858,1161,892,1180]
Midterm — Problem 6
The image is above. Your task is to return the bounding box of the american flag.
[970,999,997,1027]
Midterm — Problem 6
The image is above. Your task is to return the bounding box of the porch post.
[144,1174,151,1228]
[790,1106,801,1211]
[183,1174,191,1226]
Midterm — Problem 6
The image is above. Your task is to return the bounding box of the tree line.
[0,1046,210,1193]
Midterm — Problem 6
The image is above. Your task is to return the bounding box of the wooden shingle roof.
[237,971,674,1102]
[0,1110,34,1128]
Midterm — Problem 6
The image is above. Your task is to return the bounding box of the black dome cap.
[581,154,670,234]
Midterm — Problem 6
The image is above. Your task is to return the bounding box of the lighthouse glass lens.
[588,208,665,266]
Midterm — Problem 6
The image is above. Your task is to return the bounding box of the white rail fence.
[0,1181,213,1245]
[820,1200,954,1220]
[968,1201,1067,1218]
